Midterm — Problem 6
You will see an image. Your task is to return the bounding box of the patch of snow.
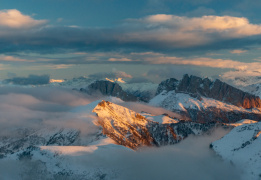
[140,112,179,124]
[149,90,254,113]
[212,122,261,180]
[40,138,128,156]
[120,82,158,95]
[228,119,258,127]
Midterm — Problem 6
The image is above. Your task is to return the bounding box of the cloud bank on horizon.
[0,9,261,53]
[1,3,261,81]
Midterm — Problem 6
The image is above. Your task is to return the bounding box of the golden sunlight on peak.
[49,79,65,83]
[105,78,126,83]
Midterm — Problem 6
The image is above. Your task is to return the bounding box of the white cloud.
[145,56,261,72]
[221,70,261,87]
[130,52,163,56]
[48,64,74,69]
[88,70,133,80]
[143,15,261,37]
[146,14,173,22]
[113,70,133,78]
[230,49,248,54]
[0,55,34,62]
[0,9,47,29]
[108,58,132,62]
[123,15,261,47]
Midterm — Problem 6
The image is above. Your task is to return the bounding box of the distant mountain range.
[1,74,261,179]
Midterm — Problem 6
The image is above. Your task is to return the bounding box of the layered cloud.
[1,10,261,55]
[2,9,261,81]
[230,49,248,54]
[88,70,133,80]
[122,14,261,48]
[3,74,50,85]
[0,55,34,62]
[143,14,261,37]
[144,56,261,72]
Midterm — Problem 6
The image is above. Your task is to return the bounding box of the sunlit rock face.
[151,90,261,123]
[83,80,138,101]
[93,101,221,150]
[156,74,261,109]
[151,74,261,123]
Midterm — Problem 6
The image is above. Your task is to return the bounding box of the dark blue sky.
[1,0,261,82]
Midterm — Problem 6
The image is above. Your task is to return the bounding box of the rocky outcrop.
[93,101,223,150]
[156,74,261,109]
[156,78,179,95]
[178,107,261,123]
[83,80,138,101]
[0,128,80,158]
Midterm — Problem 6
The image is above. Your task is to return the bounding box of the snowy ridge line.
[211,121,261,180]
[92,100,231,149]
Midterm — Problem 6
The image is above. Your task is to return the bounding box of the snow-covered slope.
[150,90,261,123]
[220,73,261,98]
[150,91,251,112]
[0,127,81,158]
[93,100,225,149]
[211,121,261,180]
[140,112,179,124]
[120,82,158,102]
[3,138,129,180]
[0,98,248,179]
[241,83,261,98]
[120,82,157,93]
[0,100,130,179]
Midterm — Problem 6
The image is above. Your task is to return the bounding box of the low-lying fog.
[0,86,241,180]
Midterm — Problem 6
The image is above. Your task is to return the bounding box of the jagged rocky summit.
[92,100,226,150]
[156,74,261,109]
[78,75,261,123]
[151,74,261,123]
[81,80,138,101]
[0,100,227,158]
[1,99,259,179]
[83,74,261,109]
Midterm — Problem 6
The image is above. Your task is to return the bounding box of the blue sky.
[1,0,261,82]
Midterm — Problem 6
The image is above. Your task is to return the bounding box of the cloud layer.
[1,9,261,55]
[1,9,261,81]
[3,74,50,85]
[88,70,132,80]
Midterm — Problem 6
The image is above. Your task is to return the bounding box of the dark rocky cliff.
[82,80,138,101]
[156,74,261,109]
[93,101,225,150]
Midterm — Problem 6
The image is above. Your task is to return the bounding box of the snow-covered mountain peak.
[91,100,227,149]
[157,74,261,109]
[150,90,253,112]
[140,112,179,124]
[93,100,150,126]
[149,90,261,123]
[211,122,261,180]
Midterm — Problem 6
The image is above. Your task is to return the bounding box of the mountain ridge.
[156,74,261,109]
